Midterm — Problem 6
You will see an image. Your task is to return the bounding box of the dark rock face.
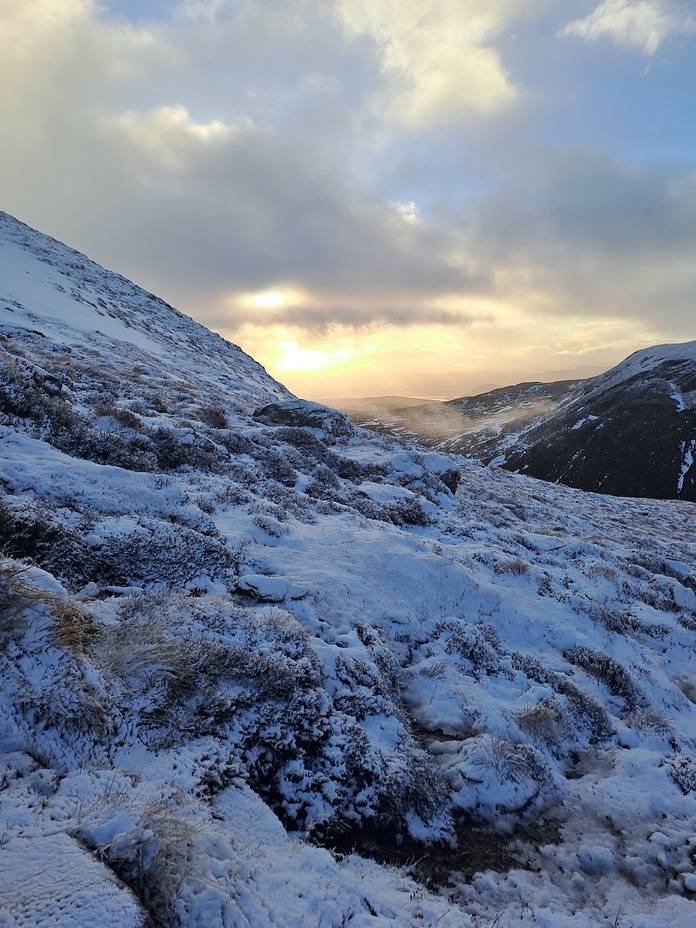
[496,356,696,501]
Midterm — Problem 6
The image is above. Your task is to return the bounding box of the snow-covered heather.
[2,211,696,926]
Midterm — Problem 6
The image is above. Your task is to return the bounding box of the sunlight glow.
[230,313,656,402]
[272,337,368,374]
[237,288,307,310]
[251,291,286,308]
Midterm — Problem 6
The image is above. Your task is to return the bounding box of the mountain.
[351,345,696,502]
[348,378,580,443]
[2,212,696,927]
[0,211,292,414]
[484,343,696,500]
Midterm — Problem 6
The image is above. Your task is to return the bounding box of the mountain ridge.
[350,343,696,502]
[0,210,291,413]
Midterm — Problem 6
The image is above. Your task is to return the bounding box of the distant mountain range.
[348,344,696,501]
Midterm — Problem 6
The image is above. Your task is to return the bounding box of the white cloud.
[561,0,696,55]
[337,0,522,128]
[394,201,420,223]
[105,105,237,171]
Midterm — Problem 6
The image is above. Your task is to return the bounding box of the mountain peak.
[0,210,291,413]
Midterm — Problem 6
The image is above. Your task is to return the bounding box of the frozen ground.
[1,211,696,926]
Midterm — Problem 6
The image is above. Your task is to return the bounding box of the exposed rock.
[254,399,354,440]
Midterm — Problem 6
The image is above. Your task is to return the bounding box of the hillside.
[351,346,696,502]
[2,212,696,927]
[348,380,581,447]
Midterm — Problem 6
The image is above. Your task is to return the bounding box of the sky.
[1,0,695,400]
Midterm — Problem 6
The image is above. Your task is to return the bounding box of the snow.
[0,211,291,413]
[2,210,696,927]
[592,340,696,393]
[677,440,695,494]
[0,833,146,927]
[357,480,416,503]
[669,381,686,412]
[571,414,599,430]
[237,574,306,601]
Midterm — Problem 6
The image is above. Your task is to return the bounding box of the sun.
[251,291,286,308]
[272,337,363,374]
[238,287,307,310]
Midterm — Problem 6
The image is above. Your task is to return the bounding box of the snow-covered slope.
[2,214,696,928]
[354,344,696,502]
[0,210,292,413]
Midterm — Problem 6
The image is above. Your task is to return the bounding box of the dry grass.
[0,556,96,652]
[626,709,673,738]
[486,736,533,784]
[515,699,564,750]
[89,793,201,928]
[132,797,199,917]
[418,659,449,680]
[91,613,193,691]
[494,557,530,576]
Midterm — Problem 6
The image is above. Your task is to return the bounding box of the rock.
[253,400,354,440]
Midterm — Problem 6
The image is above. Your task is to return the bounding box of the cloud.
[469,148,696,332]
[0,0,694,398]
[0,0,489,330]
[337,0,523,128]
[95,101,487,318]
[221,290,486,332]
[107,104,235,170]
[561,0,696,55]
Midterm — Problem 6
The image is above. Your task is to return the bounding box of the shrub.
[94,518,232,588]
[305,464,342,501]
[265,449,298,487]
[111,407,142,429]
[388,496,431,527]
[196,404,228,429]
[667,756,696,795]
[0,497,96,586]
[494,557,530,576]
[511,652,614,743]
[439,621,502,680]
[515,699,565,753]
[564,647,645,712]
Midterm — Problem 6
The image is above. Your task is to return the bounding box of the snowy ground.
[2,211,696,927]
